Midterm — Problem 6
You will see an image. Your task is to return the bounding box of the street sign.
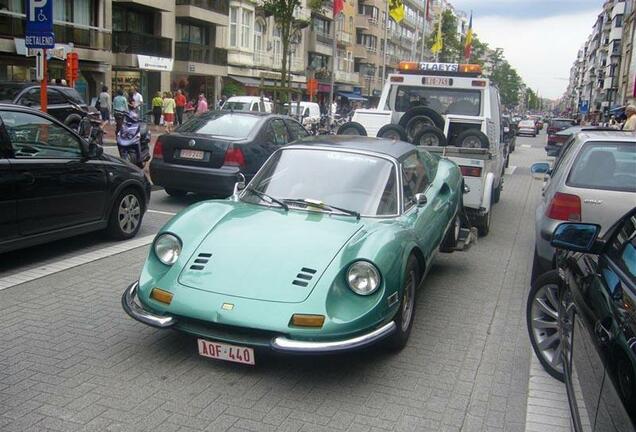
[35,49,45,81]
[580,100,589,114]
[25,0,55,49]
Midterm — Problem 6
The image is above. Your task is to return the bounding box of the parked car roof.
[577,130,636,142]
[293,136,416,159]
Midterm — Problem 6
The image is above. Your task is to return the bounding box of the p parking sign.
[25,0,55,48]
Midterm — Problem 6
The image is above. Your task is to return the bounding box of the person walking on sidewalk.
[112,89,129,134]
[151,92,163,126]
[175,90,186,126]
[98,86,111,128]
[131,87,143,117]
[622,105,636,131]
[196,93,208,115]
[163,91,176,133]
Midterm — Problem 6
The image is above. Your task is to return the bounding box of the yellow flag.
[431,11,443,54]
[389,0,404,23]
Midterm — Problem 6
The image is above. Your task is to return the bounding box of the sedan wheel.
[107,189,144,240]
[386,255,419,350]
[527,270,564,381]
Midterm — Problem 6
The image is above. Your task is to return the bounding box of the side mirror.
[531,162,551,179]
[414,193,427,207]
[232,172,246,198]
[88,142,104,158]
[551,223,601,253]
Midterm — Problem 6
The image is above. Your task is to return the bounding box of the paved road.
[0,133,556,432]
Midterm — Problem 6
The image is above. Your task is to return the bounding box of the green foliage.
[487,48,523,108]
[222,81,245,97]
[526,88,541,110]
[426,10,462,62]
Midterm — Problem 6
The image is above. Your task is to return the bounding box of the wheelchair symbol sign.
[26,0,53,35]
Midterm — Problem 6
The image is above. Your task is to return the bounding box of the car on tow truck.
[336,61,506,236]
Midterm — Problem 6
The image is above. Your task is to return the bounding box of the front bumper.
[121,281,396,354]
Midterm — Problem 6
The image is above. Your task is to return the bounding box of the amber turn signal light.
[150,288,173,305]
[291,314,325,328]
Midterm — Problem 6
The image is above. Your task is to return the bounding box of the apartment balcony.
[336,31,352,46]
[353,44,368,59]
[308,31,333,56]
[175,42,226,65]
[355,15,370,29]
[335,70,360,84]
[175,0,229,26]
[0,13,111,50]
[113,31,172,58]
[402,14,418,29]
[272,55,305,73]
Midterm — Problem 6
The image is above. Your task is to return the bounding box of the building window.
[312,16,330,35]
[241,9,253,48]
[349,16,353,33]
[113,5,152,34]
[229,6,238,47]
[254,19,266,53]
[614,14,623,28]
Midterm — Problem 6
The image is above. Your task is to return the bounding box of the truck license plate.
[197,339,255,365]
[422,77,452,86]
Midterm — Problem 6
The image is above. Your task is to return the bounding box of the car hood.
[177,204,364,303]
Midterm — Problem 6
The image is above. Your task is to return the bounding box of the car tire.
[376,124,407,141]
[527,270,565,382]
[493,181,502,204]
[453,130,490,149]
[399,107,445,141]
[386,254,420,351]
[440,212,461,252]
[337,122,367,136]
[412,126,447,147]
[165,188,187,197]
[107,188,144,240]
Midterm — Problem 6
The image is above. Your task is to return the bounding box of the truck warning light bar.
[398,61,482,77]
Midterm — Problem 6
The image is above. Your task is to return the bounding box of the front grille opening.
[292,267,317,287]
[190,253,212,271]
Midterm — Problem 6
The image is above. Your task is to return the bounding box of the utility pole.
[328,13,340,125]
[382,0,389,81]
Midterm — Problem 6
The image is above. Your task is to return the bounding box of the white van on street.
[222,96,273,113]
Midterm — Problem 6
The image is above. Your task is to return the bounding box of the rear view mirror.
[531,162,550,179]
[414,193,427,206]
[551,223,601,253]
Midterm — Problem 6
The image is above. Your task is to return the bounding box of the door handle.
[18,172,35,185]
[594,318,613,345]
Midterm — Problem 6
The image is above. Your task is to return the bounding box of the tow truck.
[338,61,506,236]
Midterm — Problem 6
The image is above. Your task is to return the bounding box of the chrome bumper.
[270,321,396,353]
[121,281,177,328]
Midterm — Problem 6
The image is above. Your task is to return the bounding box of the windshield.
[551,120,575,129]
[242,148,398,216]
[222,101,252,111]
[568,141,636,192]
[389,85,482,116]
[177,113,259,138]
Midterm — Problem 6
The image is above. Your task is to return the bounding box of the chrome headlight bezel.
[346,261,381,296]
[154,233,182,265]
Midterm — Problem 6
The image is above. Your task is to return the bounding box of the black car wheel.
[386,255,419,351]
[527,270,565,382]
[454,130,490,149]
[399,107,445,141]
[412,126,447,147]
[440,213,461,252]
[107,188,144,240]
[376,124,407,141]
[337,122,367,136]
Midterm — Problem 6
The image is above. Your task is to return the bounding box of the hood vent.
[292,267,317,287]
[190,253,212,271]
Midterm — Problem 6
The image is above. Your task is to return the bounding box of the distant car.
[0,104,151,254]
[517,120,537,137]
[547,118,576,136]
[546,125,582,157]
[0,81,90,129]
[532,130,636,282]
[149,112,309,197]
[527,209,636,430]
[222,96,273,113]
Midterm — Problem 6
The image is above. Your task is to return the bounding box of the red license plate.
[180,149,204,160]
[197,339,255,365]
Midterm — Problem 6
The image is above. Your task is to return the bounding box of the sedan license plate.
[197,338,255,365]
[180,149,205,160]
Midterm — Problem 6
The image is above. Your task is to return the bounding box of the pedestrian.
[175,89,186,126]
[97,85,111,128]
[151,92,163,126]
[196,93,208,115]
[622,105,636,131]
[130,86,143,116]
[112,89,128,134]
[163,91,176,133]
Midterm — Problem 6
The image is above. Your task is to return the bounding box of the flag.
[431,11,443,54]
[333,0,343,17]
[389,0,405,23]
[464,12,473,61]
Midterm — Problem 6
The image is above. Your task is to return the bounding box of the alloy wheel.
[401,269,416,332]
[530,283,564,375]
[118,194,141,234]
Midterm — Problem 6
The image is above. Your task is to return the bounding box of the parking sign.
[25,0,55,48]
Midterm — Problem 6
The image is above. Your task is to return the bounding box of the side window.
[0,110,83,158]
[285,120,309,141]
[269,119,290,146]
[251,102,260,112]
[401,153,428,209]
[608,214,636,279]
[47,89,67,105]
[20,88,40,106]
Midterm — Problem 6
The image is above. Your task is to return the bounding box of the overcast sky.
[451,0,602,99]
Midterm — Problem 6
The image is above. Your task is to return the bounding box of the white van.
[222,96,273,113]
[286,101,321,130]
[339,62,507,236]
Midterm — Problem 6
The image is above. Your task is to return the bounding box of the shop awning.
[229,75,304,89]
[337,92,367,101]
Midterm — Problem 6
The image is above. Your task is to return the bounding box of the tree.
[426,9,462,62]
[526,88,540,110]
[468,35,489,66]
[484,48,523,109]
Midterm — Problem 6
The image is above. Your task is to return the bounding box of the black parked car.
[0,104,151,254]
[527,209,636,431]
[150,111,309,197]
[0,81,90,129]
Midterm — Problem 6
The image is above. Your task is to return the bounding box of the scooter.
[115,110,150,168]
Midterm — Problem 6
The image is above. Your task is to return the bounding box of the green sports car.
[122,136,473,364]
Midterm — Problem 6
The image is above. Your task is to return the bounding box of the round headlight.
[346,261,381,295]
[154,233,182,265]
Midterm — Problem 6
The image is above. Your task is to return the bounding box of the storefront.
[171,73,217,106]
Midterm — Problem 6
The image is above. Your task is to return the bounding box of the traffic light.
[65,52,79,85]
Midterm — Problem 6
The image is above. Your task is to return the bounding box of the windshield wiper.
[283,198,360,220]
[245,186,288,211]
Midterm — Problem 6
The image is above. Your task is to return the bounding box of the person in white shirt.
[131,87,144,116]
